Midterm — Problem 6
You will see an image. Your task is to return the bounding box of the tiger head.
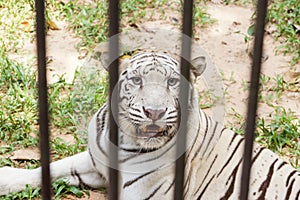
[109,52,206,151]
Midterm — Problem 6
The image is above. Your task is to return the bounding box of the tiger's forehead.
[128,52,180,76]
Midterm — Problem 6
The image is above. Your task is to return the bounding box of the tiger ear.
[190,56,206,78]
[99,51,110,71]
[99,51,130,74]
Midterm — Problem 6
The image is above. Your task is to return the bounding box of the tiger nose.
[143,107,166,121]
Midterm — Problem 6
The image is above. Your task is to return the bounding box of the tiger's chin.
[136,136,171,151]
[135,125,176,151]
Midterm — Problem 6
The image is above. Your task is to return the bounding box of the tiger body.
[0,52,299,199]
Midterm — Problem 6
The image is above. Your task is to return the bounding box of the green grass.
[227,108,299,170]
[1,180,88,200]
[256,107,300,169]
[0,40,38,150]
[57,0,213,50]
[1,185,41,200]
[258,74,292,102]
[0,0,35,52]
[60,0,108,50]
[223,0,253,6]
[268,0,300,65]
[230,72,299,169]
[59,0,171,50]
[0,34,107,199]
[193,1,216,28]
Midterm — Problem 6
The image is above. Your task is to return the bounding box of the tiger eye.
[132,77,142,85]
[167,78,178,86]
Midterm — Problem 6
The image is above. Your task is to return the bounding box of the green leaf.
[247,24,255,36]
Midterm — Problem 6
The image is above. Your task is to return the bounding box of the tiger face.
[115,52,206,151]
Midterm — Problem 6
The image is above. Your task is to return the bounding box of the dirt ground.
[8,2,299,200]
[201,4,299,122]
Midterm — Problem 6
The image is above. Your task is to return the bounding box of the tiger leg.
[49,151,106,188]
[0,166,41,195]
[0,151,105,196]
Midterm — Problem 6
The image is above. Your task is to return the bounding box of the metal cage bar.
[174,0,194,199]
[240,0,268,199]
[108,0,120,200]
[35,0,51,199]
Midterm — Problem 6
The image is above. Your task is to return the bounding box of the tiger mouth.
[137,124,168,138]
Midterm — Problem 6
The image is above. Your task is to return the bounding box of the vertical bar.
[240,0,268,199]
[108,0,119,199]
[174,0,194,199]
[35,0,51,199]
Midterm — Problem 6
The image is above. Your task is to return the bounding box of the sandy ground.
[6,2,300,199]
[201,4,299,122]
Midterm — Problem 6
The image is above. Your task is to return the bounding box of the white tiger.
[0,52,299,199]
